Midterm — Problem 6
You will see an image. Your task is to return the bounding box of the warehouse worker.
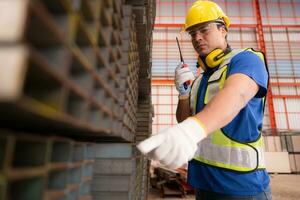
[138,1,271,199]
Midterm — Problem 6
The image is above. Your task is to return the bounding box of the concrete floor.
[269,174,300,200]
[147,174,300,200]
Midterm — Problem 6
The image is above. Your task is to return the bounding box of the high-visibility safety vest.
[190,48,267,172]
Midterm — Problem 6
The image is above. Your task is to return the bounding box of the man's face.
[188,22,227,56]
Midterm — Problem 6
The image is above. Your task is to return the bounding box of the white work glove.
[175,63,195,99]
[137,117,206,169]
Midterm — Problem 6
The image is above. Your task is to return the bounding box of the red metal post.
[254,0,277,135]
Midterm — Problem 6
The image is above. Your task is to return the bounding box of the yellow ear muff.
[197,46,232,71]
[205,48,225,68]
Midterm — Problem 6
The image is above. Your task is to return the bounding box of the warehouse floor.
[147,174,300,200]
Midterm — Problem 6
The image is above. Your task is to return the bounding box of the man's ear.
[221,26,227,38]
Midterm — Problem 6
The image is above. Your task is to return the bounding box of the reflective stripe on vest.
[190,48,266,172]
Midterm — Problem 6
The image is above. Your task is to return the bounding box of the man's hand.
[175,63,195,99]
[137,117,206,169]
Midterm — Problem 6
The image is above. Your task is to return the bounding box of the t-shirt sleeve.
[227,51,269,98]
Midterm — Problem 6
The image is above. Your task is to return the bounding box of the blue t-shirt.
[188,50,270,196]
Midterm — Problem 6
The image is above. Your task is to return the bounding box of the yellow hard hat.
[184,0,230,31]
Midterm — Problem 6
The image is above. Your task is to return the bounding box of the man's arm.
[176,98,190,123]
[195,73,259,134]
[137,73,261,169]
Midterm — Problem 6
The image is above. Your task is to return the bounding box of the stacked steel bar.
[128,1,155,198]
[122,0,155,99]
[0,0,155,138]
[0,129,94,200]
[91,143,134,200]
[123,0,155,142]
[90,1,155,199]
[119,5,140,142]
[134,97,153,198]
[0,0,136,141]
[135,97,154,143]
[91,143,150,200]
[132,153,151,200]
[0,0,155,199]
